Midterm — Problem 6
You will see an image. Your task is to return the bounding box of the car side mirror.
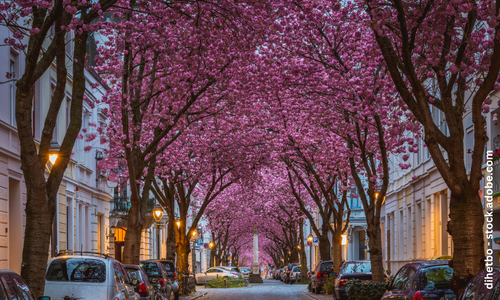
[39,297,51,300]
[386,270,391,275]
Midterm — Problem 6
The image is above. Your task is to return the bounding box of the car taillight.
[338,279,348,286]
[173,272,176,280]
[413,291,423,300]
[158,278,165,287]
[138,282,147,296]
[231,273,238,276]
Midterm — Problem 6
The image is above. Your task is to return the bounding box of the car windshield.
[419,266,453,289]
[140,262,161,277]
[293,267,301,272]
[320,262,333,272]
[232,268,241,273]
[125,268,143,286]
[342,262,371,274]
[46,258,106,282]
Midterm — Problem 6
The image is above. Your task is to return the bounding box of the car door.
[118,262,137,299]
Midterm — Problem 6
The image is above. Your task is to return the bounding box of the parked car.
[0,269,52,299]
[140,260,173,298]
[148,260,179,300]
[195,267,239,284]
[457,267,500,300]
[220,266,244,278]
[310,260,334,294]
[239,267,251,278]
[285,263,299,284]
[124,264,156,300]
[44,251,139,300]
[334,260,379,300]
[381,260,454,300]
[290,266,302,283]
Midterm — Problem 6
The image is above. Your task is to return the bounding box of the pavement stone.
[180,279,317,300]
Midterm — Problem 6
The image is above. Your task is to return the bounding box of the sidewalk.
[302,290,333,300]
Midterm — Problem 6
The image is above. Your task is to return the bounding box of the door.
[1,274,21,300]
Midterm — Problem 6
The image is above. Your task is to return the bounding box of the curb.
[302,291,332,300]
[181,291,208,300]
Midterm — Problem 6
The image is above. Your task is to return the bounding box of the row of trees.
[1,0,499,296]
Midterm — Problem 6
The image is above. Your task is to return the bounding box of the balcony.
[111,196,155,214]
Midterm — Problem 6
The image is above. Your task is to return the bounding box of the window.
[125,268,143,286]
[10,60,16,126]
[50,84,58,142]
[114,262,126,284]
[46,258,106,282]
[66,95,72,129]
[140,262,161,277]
[341,262,371,274]
[391,266,408,290]
[1,275,20,300]
[12,275,34,300]
[320,262,333,272]
[418,266,453,290]
[404,267,416,290]
[65,32,73,57]
[416,139,421,165]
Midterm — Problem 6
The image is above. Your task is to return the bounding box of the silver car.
[44,251,140,300]
[195,267,239,284]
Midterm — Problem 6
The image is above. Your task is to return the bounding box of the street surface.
[183,280,330,300]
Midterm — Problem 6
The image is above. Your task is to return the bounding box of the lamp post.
[209,242,215,267]
[109,223,116,257]
[191,229,198,274]
[307,234,313,271]
[152,205,164,260]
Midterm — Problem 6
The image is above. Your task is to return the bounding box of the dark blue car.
[382,260,455,300]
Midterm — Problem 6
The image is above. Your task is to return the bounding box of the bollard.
[224,279,227,288]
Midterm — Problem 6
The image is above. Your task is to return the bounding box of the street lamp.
[297,245,301,250]
[46,140,61,173]
[152,205,164,259]
[176,220,181,229]
[307,234,313,242]
[209,242,215,266]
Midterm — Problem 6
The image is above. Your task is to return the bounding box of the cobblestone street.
[181,280,332,300]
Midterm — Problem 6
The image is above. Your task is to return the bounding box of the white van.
[44,251,140,300]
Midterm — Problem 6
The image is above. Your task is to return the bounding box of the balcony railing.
[111,195,154,213]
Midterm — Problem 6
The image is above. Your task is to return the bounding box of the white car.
[237,267,251,278]
[44,251,140,300]
[195,267,239,284]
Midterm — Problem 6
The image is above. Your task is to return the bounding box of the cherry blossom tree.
[365,0,500,288]
[0,0,117,294]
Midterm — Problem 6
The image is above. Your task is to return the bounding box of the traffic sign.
[313,237,319,244]
[195,246,200,251]
[197,239,204,246]
[307,241,312,246]
[203,243,209,249]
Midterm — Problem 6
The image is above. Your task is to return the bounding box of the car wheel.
[314,286,321,294]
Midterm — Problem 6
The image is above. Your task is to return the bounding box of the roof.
[123,264,141,269]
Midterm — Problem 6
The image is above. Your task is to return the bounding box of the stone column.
[249,226,263,283]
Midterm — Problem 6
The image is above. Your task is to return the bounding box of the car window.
[293,267,301,272]
[140,262,161,277]
[162,262,172,271]
[118,263,131,284]
[490,280,500,300]
[11,276,34,300]
[114,262,128,284]
[206,269,216,273]
[1,275,20,300]
[232,268,241,273]
[478,273,499,300]
[419,266,453,290]
[404,267,416,290]
[46,258,106,282]
[391,267,408,290]
[320,262,333,272]
[341,262,371,274]
[126,268,143,286]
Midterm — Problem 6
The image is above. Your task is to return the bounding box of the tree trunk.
[366,215,385,282]
[331,233,342,273]
[21,181,55,297]
[122,190,144,264]
[299,219,308,282]
[166,219,176,261]
[448,190,485,293]
[318,235,331,262]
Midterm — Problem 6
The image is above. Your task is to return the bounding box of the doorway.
[8,179,22,273]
